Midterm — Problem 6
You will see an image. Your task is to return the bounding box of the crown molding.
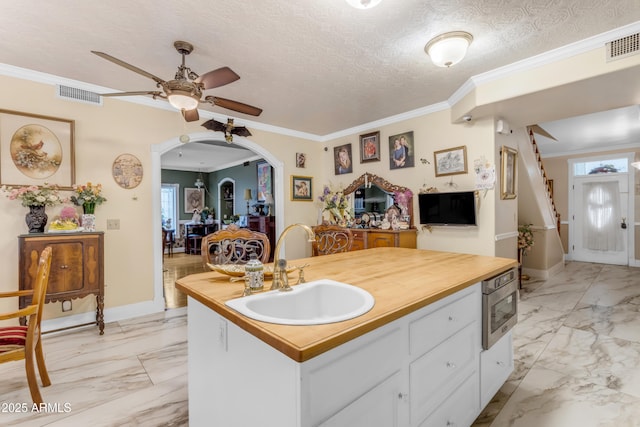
[2,22,638,142]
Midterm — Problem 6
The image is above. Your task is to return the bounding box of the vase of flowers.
[1,183,62,233]
[71,182,106,231]
[518,224,534,281]
[318,185,351,225]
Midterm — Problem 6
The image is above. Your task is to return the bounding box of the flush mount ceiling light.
[424,31,473,68]
[345,0,382,9]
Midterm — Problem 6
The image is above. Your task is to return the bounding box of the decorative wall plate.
[112,153,143,189]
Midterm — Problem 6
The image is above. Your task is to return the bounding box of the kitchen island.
[176,247,517,426]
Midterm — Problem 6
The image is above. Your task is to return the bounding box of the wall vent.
[56,85,102,105]
[606,33,640,62]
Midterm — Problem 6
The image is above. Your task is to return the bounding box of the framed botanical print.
[291,175,312,201]
[501,146,518,199]
[389,131,415,169]
[360,131,380,163]
[257,161,272,201]
[433,146,467,177]
[0,109,75,189]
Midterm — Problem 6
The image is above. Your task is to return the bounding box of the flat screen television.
[418,191,477,226]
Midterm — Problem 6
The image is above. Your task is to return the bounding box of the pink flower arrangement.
[1,182,62,207]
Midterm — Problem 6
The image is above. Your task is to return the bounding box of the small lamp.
[264,193,274,216]
[424,31,473,68]
[244,189,252,215]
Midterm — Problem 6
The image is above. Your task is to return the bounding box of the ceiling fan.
[202,118,251,144]
[91,41,263,122]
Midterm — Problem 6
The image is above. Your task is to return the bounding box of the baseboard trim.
[42,299,166,334]
[522,259,565,280]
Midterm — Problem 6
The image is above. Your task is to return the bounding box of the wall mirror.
[343,173,414,227]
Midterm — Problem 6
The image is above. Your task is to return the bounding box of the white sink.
[225,279,375,325]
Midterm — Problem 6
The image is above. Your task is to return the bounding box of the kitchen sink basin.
[225,279,375,325]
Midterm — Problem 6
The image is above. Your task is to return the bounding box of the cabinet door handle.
[446,361,456,369]
[59,265,68,269]
[496,361,505,367]
[446,421,455,426]
[448,315,455,321]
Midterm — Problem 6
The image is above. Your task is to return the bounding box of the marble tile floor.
[0,308,189,426]
[473,261,640,427]
[1,261,639,426]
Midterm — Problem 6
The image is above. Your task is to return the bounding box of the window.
[161,184,179,233]
[573,158,628,176]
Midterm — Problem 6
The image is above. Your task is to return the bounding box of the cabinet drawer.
[417,369,480,427]
[319,371,401,427]
[368,232,394,248]
[409,322,479,425]
[304,326,403,426]
[480,331,513,408]
[409,288,479,357]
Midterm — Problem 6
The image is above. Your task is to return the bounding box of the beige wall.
[0,74,322,320]
[323,112,501,257]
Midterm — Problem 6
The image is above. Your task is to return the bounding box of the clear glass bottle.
[245,253,264,292]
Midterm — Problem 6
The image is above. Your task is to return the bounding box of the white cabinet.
[320,372,402,427]
[186,281,512,427]
[480,331,514,408]
[408,286,481,426]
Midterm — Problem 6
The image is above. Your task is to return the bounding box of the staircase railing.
[527,128,561,233]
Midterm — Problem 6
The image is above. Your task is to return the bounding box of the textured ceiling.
[1,1,639,169]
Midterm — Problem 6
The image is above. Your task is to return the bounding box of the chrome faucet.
[271,223,315,291]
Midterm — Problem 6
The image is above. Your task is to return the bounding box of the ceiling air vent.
[56,85,102,105]
[606,33,640,62]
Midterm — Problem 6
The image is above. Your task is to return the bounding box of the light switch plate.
[107,219,120,230]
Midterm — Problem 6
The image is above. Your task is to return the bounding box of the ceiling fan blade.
[206,96,263,116]
[530,124,557,141]
[232,126,252,137]
[91,51,166,85]
[195,67,240,90]
[99,91,164,98]
[182,108,200,122]
[201,119,227,132]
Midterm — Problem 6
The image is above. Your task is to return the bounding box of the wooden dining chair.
[201,224,271,265]
[312,224,354,256]
[0,246,53,404]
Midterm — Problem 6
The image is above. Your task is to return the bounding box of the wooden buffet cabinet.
[247,216,275,261]
[350,228,417,250]
[18,232,105,335]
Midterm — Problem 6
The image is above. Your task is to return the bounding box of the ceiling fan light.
[167,90,200,111]
[425,31,473,68]
[345,0,382,9]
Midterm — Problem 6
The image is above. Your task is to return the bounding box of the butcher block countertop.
[175,247,517,362]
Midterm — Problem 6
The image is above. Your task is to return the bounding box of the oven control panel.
[482,268,517,294]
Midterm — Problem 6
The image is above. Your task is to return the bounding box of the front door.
[572,174,628,265]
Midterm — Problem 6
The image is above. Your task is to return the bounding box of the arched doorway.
[151,132,284,310]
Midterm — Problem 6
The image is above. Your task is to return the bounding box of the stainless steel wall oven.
[482,268,518,350]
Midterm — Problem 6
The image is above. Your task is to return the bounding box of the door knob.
[621,218,627,229]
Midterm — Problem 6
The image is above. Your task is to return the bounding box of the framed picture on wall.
[501,146,518,199]
[433,145,467,177]
[359,131,380,163]
[389,131,415,169]
[257,161,272,201]
[334,143,353,175]
[291,175,312,201]
[0,109,75,189]
[184,188,204,213]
